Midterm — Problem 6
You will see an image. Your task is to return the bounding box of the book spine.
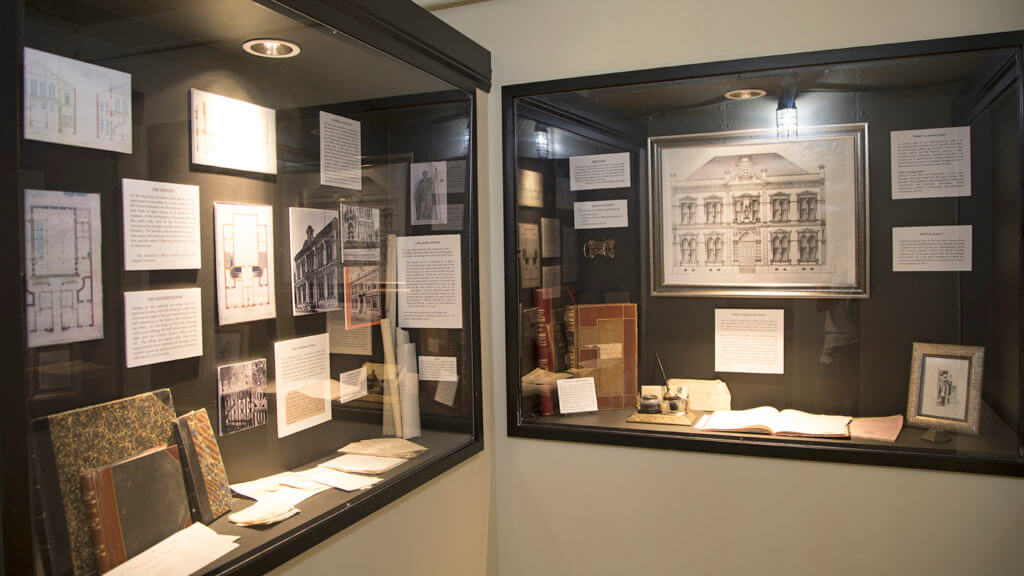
[173,420,210,524]
[79,472,113,574]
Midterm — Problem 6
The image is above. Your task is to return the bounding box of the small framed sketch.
[906,343,984,435]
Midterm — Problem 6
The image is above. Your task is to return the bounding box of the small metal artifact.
[583,238,615,259]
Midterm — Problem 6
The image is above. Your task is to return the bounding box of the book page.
[699,406,779,433]
[775,409,851,437]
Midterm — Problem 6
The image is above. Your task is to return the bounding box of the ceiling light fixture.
[724,88,767,100]
[776,87,798,140]
[242,39,301,59]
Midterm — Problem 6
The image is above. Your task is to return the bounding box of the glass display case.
[2,1,488,574]
[502,31,1024,476]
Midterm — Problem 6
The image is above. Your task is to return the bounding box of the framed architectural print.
[906,343,984,435]
[650,123,869,298]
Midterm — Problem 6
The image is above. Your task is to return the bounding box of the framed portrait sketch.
[906,343,984,435]
[649,124,868,298]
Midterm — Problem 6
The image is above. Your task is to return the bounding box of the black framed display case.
[1,1,489,574]
[503,30,1024,477]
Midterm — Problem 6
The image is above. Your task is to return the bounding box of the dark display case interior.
[503,32,1024,476]
[7,0,485,574]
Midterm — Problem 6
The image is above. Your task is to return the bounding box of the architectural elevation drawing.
[24,47,131,153]
[191,88,277,175]
[24,189,104,347]
[214,202,276,325]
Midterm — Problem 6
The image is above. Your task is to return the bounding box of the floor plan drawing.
[24,189,104,347]
[215,202,276,325]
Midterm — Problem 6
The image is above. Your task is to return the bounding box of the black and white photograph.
[519,223,540,289]
[344,265,381,329]
[217,358,268,436]
[907,343,984,435]
[410,161,447,225]
[289,207,342,316]
[650,124,868,298]
[340,204,380,262]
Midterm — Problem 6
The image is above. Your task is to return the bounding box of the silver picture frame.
[906,343,984,435]
[649,123,869,298]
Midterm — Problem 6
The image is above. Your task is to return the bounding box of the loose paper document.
[190,89,276,174]
[326,311,372,355]
[541,218,560,257]
[24,190,104,347]
[274,333,331,438]
[24,48,132,154]
[301,467,381,491]
[518,168,544,207]
[122,179,200,270]
[339,366,368,404]
[574,199,628,229]
[542,265,561,293]
[320,111,361,189]
[397,234,462,329]
[339,438,427,459]
[124,288,202,368]
[104,523,238,576]
[419,356,458,381]
[891,126,970,199]
[321,454,406,474]
[556,377,599,414]
[892,225,972,272]
[715,309,784,374]
[435,379,458,407]
[228,499,299,526]
[850,415,904,442]
[569,152,630,191]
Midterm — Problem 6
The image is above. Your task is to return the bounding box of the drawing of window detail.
[771,232,791,264]
[771,194,790,222]
[677,198,697,225]
[734,195,760,224]
[798,193,818,221]
[705,197,722,224]
[798,230,822,264]
[26,67,75,136]
[24,190,103,347]
[96,82,130,145]
[705,234,724,263]
[677,234,698,265]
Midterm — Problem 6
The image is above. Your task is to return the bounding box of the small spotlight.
[776,88,798,140]
[242,39,301,59]
[724,89,767,100]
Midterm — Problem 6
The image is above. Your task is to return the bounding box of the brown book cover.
[568,303,638,409]
[32,389,176,576]
[79,445,191,573]
[173,409,232,524]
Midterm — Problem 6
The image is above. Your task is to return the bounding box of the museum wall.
[434,1,1024,575]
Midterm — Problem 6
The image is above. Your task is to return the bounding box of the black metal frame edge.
[1,1,30,574]
[501,30,1024,478]
[264,0,491,93]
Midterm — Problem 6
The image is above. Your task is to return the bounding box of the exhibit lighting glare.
[724,88,767,100]
[776,88,798,140]
[534,122,549,159]
[242,39,301,58]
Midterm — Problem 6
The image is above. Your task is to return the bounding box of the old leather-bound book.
[79,445,191,573]
[173,409,232,524]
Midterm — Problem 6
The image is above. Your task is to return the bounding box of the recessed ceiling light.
[724,89,767,100]
[242,39,301,59]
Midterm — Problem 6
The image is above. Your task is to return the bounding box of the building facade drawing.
[96,82,130,144]
[345,265,381,328]
[669,153,826,274]
[293,217,341,313]
[26,65,76,137]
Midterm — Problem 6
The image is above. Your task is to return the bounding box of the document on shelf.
[104,523,238,576]
[696,406,851,438]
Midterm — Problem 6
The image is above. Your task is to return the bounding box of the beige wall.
[434,1,1024,575]
[275,2,1024,575]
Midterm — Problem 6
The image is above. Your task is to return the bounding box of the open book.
[695,406,851,438]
